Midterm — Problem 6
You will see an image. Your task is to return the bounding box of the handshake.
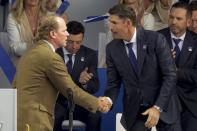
[97,97,112,113]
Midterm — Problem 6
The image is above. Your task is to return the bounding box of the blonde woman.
[7,0,46,65]
[7,0,69,66]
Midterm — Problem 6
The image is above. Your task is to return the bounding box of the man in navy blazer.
[54,21,100,131]
[104,4,178,131]
[159,2,197,131]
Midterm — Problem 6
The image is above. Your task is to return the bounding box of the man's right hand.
[97,97,112,113]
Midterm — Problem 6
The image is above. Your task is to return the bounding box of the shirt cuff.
[106,97,113,105]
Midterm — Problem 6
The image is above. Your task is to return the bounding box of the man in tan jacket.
[13,15,111,131]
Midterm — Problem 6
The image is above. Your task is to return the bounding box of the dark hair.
[108,4,137,26]
[171,2,192,18]
[67,21,85,35]
[189,1,197,11]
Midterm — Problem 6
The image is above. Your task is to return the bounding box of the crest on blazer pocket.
[188,46,192,52]
[80,57,85,62]
[143,45,147,50]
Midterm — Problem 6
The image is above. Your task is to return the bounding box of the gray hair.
[36,15,60,41]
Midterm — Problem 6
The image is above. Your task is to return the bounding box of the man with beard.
[159,2,197,131]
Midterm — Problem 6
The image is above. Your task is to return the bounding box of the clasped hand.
[98,97,112,113]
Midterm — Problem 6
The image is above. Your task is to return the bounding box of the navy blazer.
[56,45,99,94]
[105,27,177,130]
[159,28,197,118]
[55,45,99,107]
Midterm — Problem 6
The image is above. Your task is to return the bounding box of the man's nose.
[72,43,78,49]
[172,18,177,24]
[109,25,115,32]
[65,31,69,36]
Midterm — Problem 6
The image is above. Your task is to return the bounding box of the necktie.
[126,43,138,74]
[173,38,181,65]
[66,54,73,74]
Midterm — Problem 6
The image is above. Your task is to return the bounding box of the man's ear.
[125,18,133,29]
[49,30,56,39]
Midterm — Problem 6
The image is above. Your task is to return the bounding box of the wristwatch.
[153,105,163,112]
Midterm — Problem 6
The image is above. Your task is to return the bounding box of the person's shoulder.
[140,28,167,45]
[158,27,169,34]
[80,45,97,56]
[187,30,197,38]
[186,30,197,47]
[107,39,122,47]
[7,12,15,21]
[35,41,57,58]
[144,29,157,35]
[8,12,14,18]
[18,42,52,65]
[142,28,163,39]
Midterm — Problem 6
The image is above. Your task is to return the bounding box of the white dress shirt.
[62,47,76,67]
[170,32,186,51]
[123,28,137,59]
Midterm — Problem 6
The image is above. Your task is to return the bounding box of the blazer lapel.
[136,28,147,76]
[178,31,194,67]
[72,51,85,76]
[56,48,65,62]
[165,29,173,49]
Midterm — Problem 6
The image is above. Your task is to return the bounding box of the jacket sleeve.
[46,54,99,113]
[154,33,177,111]
[104,44,122,104]
[84,51,100,94]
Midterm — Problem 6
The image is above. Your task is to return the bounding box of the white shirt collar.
[123,28,137,45]
[63,47,70,55]
[170,32,186,41]
[43,40,55,52]
[62,47,76,56]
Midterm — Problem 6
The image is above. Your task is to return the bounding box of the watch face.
[154,105,162,112]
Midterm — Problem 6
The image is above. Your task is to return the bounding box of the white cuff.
[106,97,113,105]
